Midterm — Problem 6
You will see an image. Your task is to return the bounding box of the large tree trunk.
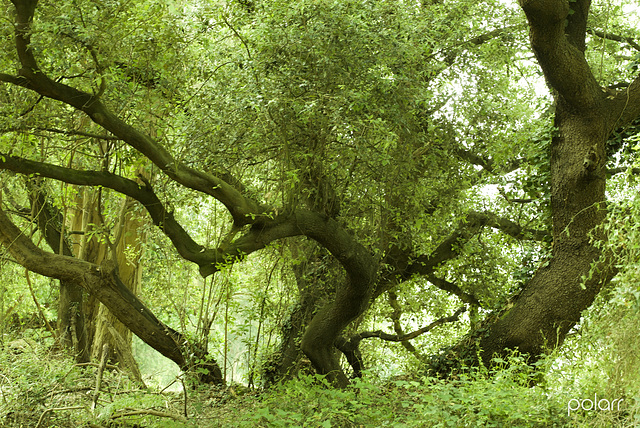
[262,245,331,386]
[68,187,107,351]
[450,0,640,368]
[476,105,610,365]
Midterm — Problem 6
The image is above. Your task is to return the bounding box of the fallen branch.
[92,344,109,410]
[110,408,189,423]
[35,406,86,428]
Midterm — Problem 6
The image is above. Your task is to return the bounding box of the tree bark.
[262,244,332,386]
[89,198,145,382]
[454,0,640,368]
[27,182,89,363]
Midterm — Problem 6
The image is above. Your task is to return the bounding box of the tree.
[1,0,639,388]
[468,0,640,366]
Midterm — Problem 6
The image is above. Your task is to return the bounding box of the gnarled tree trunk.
[453,0,640,368]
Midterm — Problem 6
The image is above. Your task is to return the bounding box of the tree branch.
[427,274,480,306]
[605,75,640,131]
[0,204,187,367]
[387,290,422,358]
[608,167,640,176]
[0,153,223,273]
[519,0,602,110]
[357,306,466,343]
[404,211,547,279]
[588,28,640,52]
[335,304,466,377]
[7,0,263,226]
[1,126,121,141]
[473,210,549,242]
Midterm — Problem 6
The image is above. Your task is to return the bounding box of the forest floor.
[0,327,631,428]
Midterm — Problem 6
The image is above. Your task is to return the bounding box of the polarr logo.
[567,394,623,416]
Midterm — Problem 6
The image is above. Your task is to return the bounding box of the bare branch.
[358,306,467,342]
[110,409,188,423]
[387,290,422,358]
[608,167,640,175]
[588,28,640,52]
[335,305,466,377]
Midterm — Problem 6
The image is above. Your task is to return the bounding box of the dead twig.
[110,408,189,423]
[35,406,86,428]
[91,344,109,410]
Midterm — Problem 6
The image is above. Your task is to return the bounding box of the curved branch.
[404,215,484,277]
[7,0,263,226]
[387,290,422,358]
[473,211,549,242]
[0,153,223,272]
[519,0,602,109]
[0,204,188,369]
[335,306,466,377]
[357,306,466,343]
[404,211,547,279]
[606,76,640,131]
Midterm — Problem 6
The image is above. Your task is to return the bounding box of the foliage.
[1,0,640,424]
[0,335,574,427]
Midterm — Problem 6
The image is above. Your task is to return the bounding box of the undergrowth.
[0,331,634,427]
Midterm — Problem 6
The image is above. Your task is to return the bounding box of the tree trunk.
[90,198,145,382]
[263,247,330,385]
[476,105,610,365]
[57,281,89,362]
[443,0,640,370]
[0,203,225,384]
[27,181,90,363]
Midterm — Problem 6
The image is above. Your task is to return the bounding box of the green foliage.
[0,332,191,427]
[215,362,571,428]
[1,336,637,427]
[2,1,640,426]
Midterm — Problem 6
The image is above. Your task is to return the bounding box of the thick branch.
[519,0,602,109]
[0,153,223,272]
[7,0,262,226]
[405,211,547,279]
[0,204,187,368]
